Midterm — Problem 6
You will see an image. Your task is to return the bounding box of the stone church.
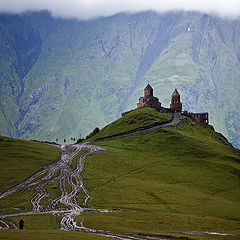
[137,84,161,110]
[135,84,208,124]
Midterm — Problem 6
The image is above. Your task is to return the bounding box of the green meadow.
[79,110,240,239]
[0,137,60,193]
[0,137,60,215]
[0,108,240,240]
[1,214,106,240]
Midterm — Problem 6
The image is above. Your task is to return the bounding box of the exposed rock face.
[0,11,240,148]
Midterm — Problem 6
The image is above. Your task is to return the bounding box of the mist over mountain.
[1,0,240,19]
[0,10,240,148]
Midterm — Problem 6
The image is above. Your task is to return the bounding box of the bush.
[75,127,100,143]
[86,127,100,139]
[76,138,84,143]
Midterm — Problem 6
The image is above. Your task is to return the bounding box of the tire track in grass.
[0,138,235,239]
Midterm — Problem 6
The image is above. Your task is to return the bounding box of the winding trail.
[0,143,151,239]
[92,112,184,143]
[0,114,233,239]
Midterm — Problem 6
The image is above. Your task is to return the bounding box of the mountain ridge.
[0,10,240,148]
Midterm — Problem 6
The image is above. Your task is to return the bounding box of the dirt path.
[91,112,185,143]
[0,144,101,225]
[0,115,232,239]
[0,143,154,239]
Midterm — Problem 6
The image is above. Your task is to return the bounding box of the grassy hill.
[0,137,106,239]
[0,137,60,214]
[89,107,172,140]
[80,109,240,239]
[1,11,240,148]
[0,137,60,193]
[0,108,240,240]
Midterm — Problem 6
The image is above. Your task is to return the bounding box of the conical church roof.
[172,88,180,96]
[144,84,153,90]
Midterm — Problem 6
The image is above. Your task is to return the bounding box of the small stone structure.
[185,112,209,124]
[137,84,161,110]
[170,89,182,112]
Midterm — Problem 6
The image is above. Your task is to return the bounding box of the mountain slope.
[0,11,240,148]
[90,107,172,139]
[80,109,240,238]
[0,136,60,193]
[0,109,239,239]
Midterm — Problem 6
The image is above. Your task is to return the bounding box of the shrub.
[86,127,100,139]
[76,138,84,143]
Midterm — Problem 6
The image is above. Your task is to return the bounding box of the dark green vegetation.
[77,127,100,143]
[0,11,240,148]
[86,127,100,139]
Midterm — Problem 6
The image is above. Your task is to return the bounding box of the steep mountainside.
[0,11,240,148]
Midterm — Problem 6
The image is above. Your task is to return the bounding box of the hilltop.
[81,108,240,239]
[0,108,240,240]
[88,107,173,140]
[0,11,240,148]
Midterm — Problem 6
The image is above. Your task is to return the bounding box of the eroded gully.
[0,130,234,239]
[0,143,151,240]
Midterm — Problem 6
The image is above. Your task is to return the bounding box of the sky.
[0,0,240,20]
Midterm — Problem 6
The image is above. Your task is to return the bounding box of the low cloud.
[0,0,240,19]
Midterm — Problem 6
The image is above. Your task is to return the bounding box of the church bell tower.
[170,89,182,112]
[144,84,153,97]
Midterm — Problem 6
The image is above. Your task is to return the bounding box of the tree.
[86,127,100,139]
[64,139,66,143]
[76,138,84,143]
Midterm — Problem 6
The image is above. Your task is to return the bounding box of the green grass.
[88,107,172,140]
[1,214,114,239]
[0,136,60,214]
[79,115,240,238]
[1,213,108,239]
[65,182,72,193]
[0,230,108,240]
[0,136,60,193]
[79,212,239,240]
[1,111,240,240]
[6,214,61,230]
[0,190,35,214]
[70,148,88,170]
[44,181,61,200]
